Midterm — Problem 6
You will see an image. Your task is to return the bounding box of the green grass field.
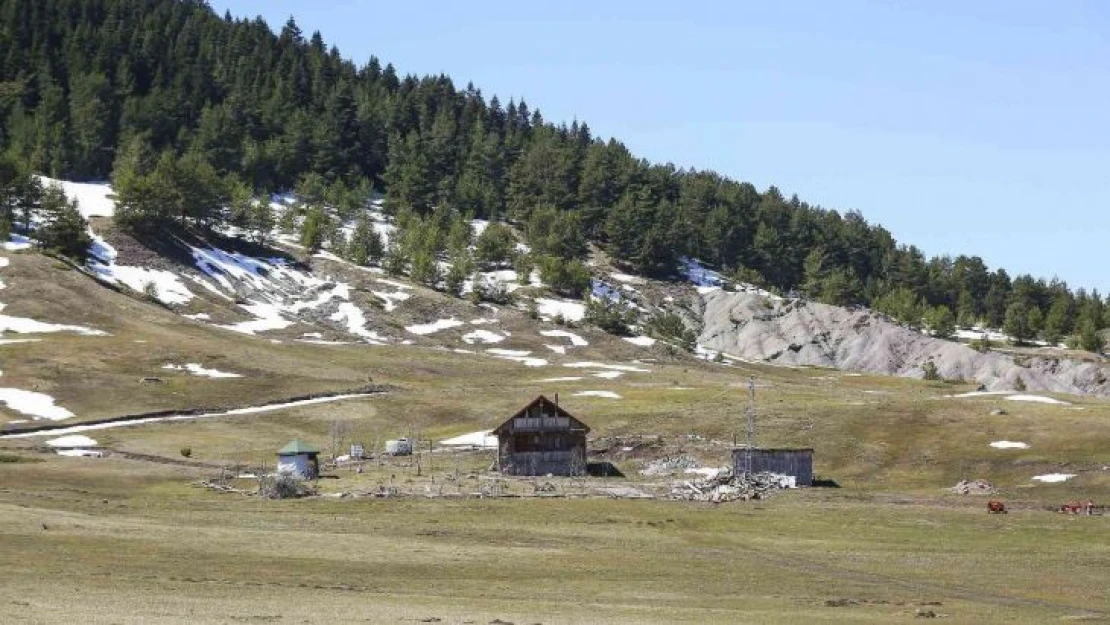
[2,251,1109,623]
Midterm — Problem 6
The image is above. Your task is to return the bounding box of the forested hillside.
[0,0,1106,351]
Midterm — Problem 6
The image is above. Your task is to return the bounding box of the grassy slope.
[1,249,1109,623]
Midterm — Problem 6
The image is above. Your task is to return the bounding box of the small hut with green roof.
[276,439,319,479]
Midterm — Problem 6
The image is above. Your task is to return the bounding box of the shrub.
[1014,376,1027,392]
[179,447,192,458]
[922,360,940,381]
[142,281,160,302]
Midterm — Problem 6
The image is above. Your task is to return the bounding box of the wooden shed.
[276,439,320,479]
[493,395,590,476]
[731,448,813,486]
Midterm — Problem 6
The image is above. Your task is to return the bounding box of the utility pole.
[745,375,756,474]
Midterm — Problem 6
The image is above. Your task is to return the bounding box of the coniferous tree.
[37,184,91,260]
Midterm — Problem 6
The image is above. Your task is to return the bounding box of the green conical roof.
[277,439,319,455]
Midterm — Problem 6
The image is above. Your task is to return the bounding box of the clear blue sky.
[210,0,1110,294]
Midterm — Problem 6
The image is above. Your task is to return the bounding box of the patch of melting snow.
[545,344,567,355]
[539,329,589,346]
[563,361,650,373]
[219,302,293,335]
[56,449,103,458]
[406,318,464,335]
[536,376,585,383]
[162,363,243,379]
[453,348,477,354]
[1,393,379,439]
[90,262,195,306]
[0,338,42,345]
[593,371,624,379]
[0,388,74,420]
[372,289,411,312]
[0,313,107,336]
[330,302,388,344]
[574,390,622,399]
[1032,473,1076,483]
[990,441,1029,449]
[182,312,211,321]
[46,434,98,448]
[486,349,548,367]
[1005,395,1071,406]
[439,430,497,448]
[461,329,506,345]
[535,298,586,322]
[623,335,656,347]
[36,177,116,218]
[949,390,1015,398]
[4,234,32,251]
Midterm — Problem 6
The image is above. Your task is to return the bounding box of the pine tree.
[1003,301,1032,345]
[347,212,385,266]
[37,184,90,260]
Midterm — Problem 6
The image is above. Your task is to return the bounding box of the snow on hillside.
[0,388,74,420]
[162,363,242,378]
[36,176,116,218]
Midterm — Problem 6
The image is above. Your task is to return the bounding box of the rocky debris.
[641,455,698,475]
[948,479,997,495]
[698,290,1110,396]
[670,469,793,502]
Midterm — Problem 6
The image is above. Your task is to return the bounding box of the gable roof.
[493,395,590,436]
[278,439,319,455]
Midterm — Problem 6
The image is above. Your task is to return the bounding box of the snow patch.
[330,303,388,344]
[539,329,588,346]
[535,298,586,322]
[487,349,548,367]
[1032,473,1076,483]
[573,390,622,399]
[1005,395,1071,406]
[162,363,242,379]
[406,318,464,335]
[0,388,74,420]
[462,329,506,345]
[4,234,32,251]
[90,263,195,306]
[623,335,656,347]
[56,449,103,458]
[990,441,1029,449]
[46,434,98,448]
[219,302,293,335]
[36,177,116,217]
[545,344,567,355]
[563,361,650,373]
[536,376,584,383]
[439,430,497,448]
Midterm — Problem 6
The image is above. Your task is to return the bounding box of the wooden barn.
[732,448,813,486]
[493,395,590,476]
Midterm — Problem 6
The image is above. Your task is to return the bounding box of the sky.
[210,0,1110,294]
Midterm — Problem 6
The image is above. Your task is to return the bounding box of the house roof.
[277,439,319,455]
[493,395,590,436]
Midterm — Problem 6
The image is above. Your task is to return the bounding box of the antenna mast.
[745,375,756,474]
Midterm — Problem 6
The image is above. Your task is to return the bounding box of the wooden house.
[276,439,320,479]
[493,395,590,476]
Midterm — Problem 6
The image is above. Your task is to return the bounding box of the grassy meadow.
[1,251,1109,623]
